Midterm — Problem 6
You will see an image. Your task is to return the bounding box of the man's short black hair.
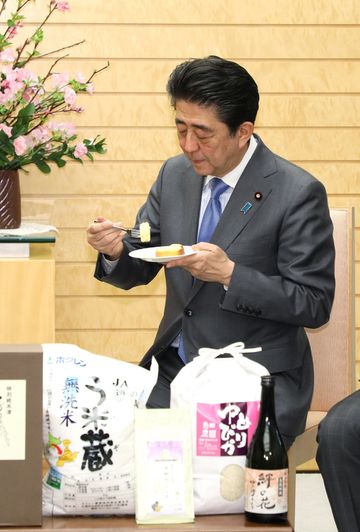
[167,55,259,135]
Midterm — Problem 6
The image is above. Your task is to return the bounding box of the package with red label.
[170,342,269,515]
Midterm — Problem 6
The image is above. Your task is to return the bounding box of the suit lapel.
[212,136,277,250]
[212,170,272,250]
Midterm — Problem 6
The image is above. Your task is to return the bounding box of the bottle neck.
[258,382,276,422]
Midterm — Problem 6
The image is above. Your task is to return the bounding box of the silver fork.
[93,220,141,238]
[112,223,141,238]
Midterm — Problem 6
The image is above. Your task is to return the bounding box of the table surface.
[1,514,293,532]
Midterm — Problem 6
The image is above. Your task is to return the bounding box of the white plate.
[129,245,197,263]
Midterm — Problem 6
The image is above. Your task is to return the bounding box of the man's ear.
[237,121,254,147]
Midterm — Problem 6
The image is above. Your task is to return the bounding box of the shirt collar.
[205,134,258,189]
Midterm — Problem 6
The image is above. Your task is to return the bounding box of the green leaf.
[19,103,36,117]
[0,37,11,50]
[34,158,51,174]
[54,158,66,168]
[12,103,36,136]
[94,142,107,154]
[69,80,87,92]
[84,137,107,155]
[0,131,15,155]
[32,28,44,44]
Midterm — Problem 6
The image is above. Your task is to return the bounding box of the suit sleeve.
[94,164,164,290]
[220,179,335,328]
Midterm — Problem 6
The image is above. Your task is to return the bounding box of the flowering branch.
[87,61,110,83]
[28,39,85,62]
[0,0,108,173]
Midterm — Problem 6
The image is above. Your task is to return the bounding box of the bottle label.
[244,467,288,514]
[196,401,260,457]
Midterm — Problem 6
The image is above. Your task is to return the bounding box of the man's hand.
[86,216,125,260]
[166,242,235,285]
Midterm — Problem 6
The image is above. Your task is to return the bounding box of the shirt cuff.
[101,253,119,274]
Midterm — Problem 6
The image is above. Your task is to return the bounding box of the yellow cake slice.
[155,244,185,257]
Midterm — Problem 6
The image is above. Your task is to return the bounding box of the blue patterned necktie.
[197,177,230,242]
[178,177,230,363]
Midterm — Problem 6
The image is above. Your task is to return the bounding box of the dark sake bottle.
[244,375,288,523]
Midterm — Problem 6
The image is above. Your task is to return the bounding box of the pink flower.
[48,121,77,137]
[15,67,36,83]
[59,122,77,136]
[74,142,87,159]
[54,1,70,12]
[13,136,27,156]
[51,72,69,90]
[0,124,12,137]
[0,49,15,63]
[31,126,51,144]
[75,72,86,83]
[86,82,94,94]
[0,91,12,104]
[0,68,29,105]
[22,87,36,102]
[7,22,23,39]
[71,105,83,113]
[0,74,23,104]
[64,86,76,106]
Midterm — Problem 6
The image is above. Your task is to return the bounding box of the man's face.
[175,99,251,177]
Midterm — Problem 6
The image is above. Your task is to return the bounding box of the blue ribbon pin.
[240,201,253,215]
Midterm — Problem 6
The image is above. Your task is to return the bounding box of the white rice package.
[41,343,158,516]
[170,342,269,515]
[134,408,194,525]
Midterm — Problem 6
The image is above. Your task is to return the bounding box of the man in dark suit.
[87,56,335,448]
[316,390,360,531]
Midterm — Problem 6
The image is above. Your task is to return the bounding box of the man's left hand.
[165,242,234,285]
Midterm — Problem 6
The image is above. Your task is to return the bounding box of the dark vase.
[0,169,21,229]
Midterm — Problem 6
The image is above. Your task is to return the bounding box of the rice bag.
[171,342,269,515]
[41,343,158,516]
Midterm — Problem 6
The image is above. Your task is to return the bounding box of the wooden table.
[1,515,293,531]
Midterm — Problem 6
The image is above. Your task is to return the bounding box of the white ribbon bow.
[198,341,262,361]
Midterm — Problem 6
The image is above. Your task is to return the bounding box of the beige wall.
[19,1,359,381]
